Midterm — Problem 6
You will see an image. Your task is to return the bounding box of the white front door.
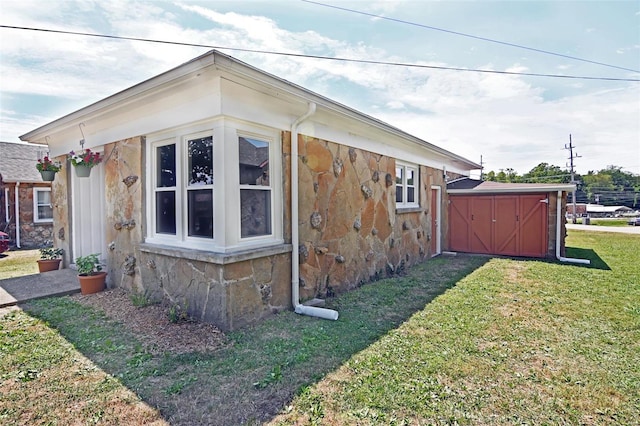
[71,157,106,261]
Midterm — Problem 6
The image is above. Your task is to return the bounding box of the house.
[568,203,633,218]
[21,50,492,330]
[446,179,575,258]
[0,141,54,249]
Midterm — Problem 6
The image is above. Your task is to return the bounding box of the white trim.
[33,187,53,223]
[431,185,442,256]
[395,161,419,209]
[145,119,283,253]
[4,188,9,222]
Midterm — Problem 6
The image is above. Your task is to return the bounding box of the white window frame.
[145,120,283,253]
[396,162,419,208]
[33,187,53,223]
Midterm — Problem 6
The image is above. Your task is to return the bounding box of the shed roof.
[0,141,49,183]
[447,178,575,194]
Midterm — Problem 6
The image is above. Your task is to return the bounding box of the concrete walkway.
[0,268,79,308]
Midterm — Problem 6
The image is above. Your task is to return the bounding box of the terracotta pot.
[75,164,92,178]
[40,170,57,181]
[78,272,107,295]
[37,259,62,272]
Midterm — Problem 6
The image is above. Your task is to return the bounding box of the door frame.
[431,185,442,256]
[70,149,106,263]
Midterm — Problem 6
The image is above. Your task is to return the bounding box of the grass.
[586,218,631,227]
[0,249,39,279]
[271,231,640,425]
[1,231,638,425]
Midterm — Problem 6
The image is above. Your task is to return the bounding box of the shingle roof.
[0,141,49,183]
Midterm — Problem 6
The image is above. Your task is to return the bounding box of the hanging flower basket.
[36,156,61,181]
[68,149,102,178]
[74,164,92,178]
[40,170,57,181]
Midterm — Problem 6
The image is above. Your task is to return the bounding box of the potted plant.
[35,156,62,181]
[37,241,63,272]
[68,148,102,178]
[75,253,107,294]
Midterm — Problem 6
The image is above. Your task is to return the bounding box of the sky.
[1,0,639,177]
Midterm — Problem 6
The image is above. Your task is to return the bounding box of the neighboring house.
[0,141,54,249]
[447,179,575,258]
[567,203,634,218]
[20,50,487,330]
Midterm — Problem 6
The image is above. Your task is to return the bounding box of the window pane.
[37,190,50,205]
[407,169,415,186]
[407,187,415,203]
[396,186,403,203]
[156,191,176,234]
[38,205,53,220]
[241,189,272,238]
[157,144,176,187]
[188,189,213,238]
[395,167,403,185]
[239,137,270,186]
[188,136,213,186]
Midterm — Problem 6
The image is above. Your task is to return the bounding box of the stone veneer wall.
[138,248,292,331]
[51,155,70,265]
[103,138,145,291]
[295,134,448,301]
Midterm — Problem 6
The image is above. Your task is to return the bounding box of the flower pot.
[37,259,62,272]
[75,164,92,178]
[40,170,57,181]
[78,272,107,295]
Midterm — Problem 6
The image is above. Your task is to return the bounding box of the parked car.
[0,232,9,254]
[628,217,640,226]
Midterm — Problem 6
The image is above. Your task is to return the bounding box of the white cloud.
[1,0,637,176]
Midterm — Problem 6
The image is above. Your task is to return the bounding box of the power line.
[1,24,639,82]
[302,0,640,74]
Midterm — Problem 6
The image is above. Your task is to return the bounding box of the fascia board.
[20,53,216,142]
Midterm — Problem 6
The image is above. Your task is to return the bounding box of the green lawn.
[272,231,640,425]
[0,249,39,279]
[1,231,638,425]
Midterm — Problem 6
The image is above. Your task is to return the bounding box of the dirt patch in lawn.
[70,289,227,354]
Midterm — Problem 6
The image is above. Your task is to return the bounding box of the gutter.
[556,190,590,265]
[290,102,339,321]
[14,182,20,248]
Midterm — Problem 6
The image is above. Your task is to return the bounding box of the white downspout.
[14,182,21,248]
[4,187,9,222]
[556,190,590,265]
[291,102,339,321]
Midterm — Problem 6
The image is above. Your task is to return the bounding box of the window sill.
[140,242,292,265]
[396,206,422,214]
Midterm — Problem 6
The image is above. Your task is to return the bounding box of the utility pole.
[480,155,485,181]
[565,134,582,223]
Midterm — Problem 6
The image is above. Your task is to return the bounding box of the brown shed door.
[449,194,548,258]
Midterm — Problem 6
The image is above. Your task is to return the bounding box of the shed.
[447,179,575,258]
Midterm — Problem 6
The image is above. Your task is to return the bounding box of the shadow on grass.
[22,254,489,426]
[565,246,611,270]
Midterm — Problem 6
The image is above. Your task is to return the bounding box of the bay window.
[146,121,282,252]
